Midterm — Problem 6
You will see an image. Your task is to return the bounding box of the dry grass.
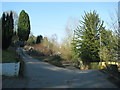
[25,44,64,67]
[32,44,53,56]
[30,55,63,67]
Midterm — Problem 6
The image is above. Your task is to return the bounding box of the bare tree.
[107,5,120,62]
[60,17,79,60]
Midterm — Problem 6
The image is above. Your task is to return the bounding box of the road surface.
[2,48,118,88]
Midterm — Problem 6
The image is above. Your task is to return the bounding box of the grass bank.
[2,46,18,63]
[27,49,63,67]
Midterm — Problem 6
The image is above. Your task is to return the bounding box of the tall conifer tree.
[72,11,105,65]
[2,11,14,49]
[18,10,30,42]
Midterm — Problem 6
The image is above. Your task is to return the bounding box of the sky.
[2,2,118,43]
[118,1,120,22]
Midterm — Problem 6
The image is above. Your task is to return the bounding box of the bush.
[105,64,120,79]
[107,64,119,73]
[99,65,106,70]
[32,44,53,56]
[27,48,45,56]
[89,62,99,69]
[25,44,64,67]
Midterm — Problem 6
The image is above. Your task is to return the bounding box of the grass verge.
[2,46,25,77]
[2,46,18,63]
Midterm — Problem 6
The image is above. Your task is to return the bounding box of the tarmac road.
[2,48,118,88]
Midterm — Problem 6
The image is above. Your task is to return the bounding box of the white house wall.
[0,62,20,76]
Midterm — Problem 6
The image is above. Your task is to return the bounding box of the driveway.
[2,48,118,88]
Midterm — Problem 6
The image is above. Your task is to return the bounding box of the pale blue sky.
[2,2,118,43]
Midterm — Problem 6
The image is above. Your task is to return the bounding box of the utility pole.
[98,31,102,66]
[100,33,102,65]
